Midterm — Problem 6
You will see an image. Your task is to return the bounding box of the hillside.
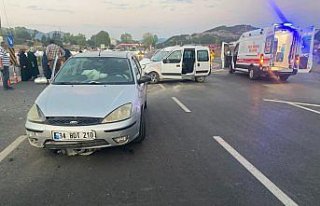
[158,25,258,48]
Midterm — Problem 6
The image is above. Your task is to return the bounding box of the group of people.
[0,40,72,91]
[18,47,40,81]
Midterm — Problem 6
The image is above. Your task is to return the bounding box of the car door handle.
[176,65,180,67]
[197,63,200,67]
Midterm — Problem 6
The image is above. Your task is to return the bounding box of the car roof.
[74,50,131,59]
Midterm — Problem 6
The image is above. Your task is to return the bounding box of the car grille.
[46,117,103,126]
[44,139,109,149]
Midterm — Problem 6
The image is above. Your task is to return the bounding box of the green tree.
[142,32,156,49]
[14,27,32,44]
[120,33,133,43]
[153,34,158,47]
[41,35,47,44]
[90,31,111,48]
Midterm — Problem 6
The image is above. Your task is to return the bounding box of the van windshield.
[151,50,170,62]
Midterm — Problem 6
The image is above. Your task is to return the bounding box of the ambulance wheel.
[195,76,206,83]
[229,64,235,74]
[149,72,160,84]
[279,75,290,81]
[249,68,259,80]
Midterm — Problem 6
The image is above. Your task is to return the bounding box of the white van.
[143,46,211,83]
[226,23,306,81]
[140,46,179,69]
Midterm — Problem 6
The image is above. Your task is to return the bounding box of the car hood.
[36,84,137,118]
[144,62,161,73]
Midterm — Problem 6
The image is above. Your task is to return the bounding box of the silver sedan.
[25,51,151,155]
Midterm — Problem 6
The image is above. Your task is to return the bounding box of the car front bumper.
[25,118,140,149]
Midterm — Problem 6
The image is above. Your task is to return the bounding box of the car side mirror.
[163,59,169,64]
[34,77,49,84]
[138,75,152,84]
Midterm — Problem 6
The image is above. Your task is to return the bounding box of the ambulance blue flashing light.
[283,22,293,27]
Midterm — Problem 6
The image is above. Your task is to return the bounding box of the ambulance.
[223,23,315,81]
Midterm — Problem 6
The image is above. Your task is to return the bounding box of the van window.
[197,50,209,62]
[264,36,273,54]
[166,50,182,63]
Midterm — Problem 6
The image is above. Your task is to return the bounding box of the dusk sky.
[1,0,319,39]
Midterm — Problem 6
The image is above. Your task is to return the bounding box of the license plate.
[52,131,96,141]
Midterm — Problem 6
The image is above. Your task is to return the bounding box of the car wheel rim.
[249,70,254,78]
[150,73,157,83]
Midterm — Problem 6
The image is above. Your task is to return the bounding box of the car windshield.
[151,50,170,62]
[53,57,134,85]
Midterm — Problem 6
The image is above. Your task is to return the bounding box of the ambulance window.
[264,36,273,54]
[197,50,209,62]
[166,50,182,63]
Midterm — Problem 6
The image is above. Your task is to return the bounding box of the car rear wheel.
[149,72,160,84]
[195,76,206,83]
[133,111,146,143]
[249,68,259,80]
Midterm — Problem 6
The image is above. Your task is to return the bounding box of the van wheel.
[133,111,146,143]
[249,68,259,80]
[279,75,290,81]
[149,72,160,84]
[195,76,206,83]
[229,64,235,74]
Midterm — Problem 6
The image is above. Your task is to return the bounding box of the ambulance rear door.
[298,26,316,73]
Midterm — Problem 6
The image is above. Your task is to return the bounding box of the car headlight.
[102,103,132,123]
[27,104,46,123]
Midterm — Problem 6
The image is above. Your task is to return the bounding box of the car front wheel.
[149,72,160,84]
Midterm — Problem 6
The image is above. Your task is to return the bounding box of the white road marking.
[213,136,298,206]
[287,103,320,115]
[0,135,27,163]
[264,99,320,107]
[159,84,166,90]
[172,97,191,113]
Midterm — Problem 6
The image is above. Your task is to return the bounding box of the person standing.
[19,49,31,81]
[46,40,65,74]
[42,52,51,79]
[0,42,13,90]
[27,47,40,80]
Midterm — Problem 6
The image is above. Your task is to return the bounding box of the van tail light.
[259,54,264,66]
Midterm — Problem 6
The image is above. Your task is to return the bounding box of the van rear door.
[272,26,299,70]
[195,49,210,76]
[298,26,316,73]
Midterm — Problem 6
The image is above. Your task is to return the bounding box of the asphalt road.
[1,70,320,206]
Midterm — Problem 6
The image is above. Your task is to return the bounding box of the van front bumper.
[25,118,140,149]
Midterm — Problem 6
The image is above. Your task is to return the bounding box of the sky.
[1,0,319,39]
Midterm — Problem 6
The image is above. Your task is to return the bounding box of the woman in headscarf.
[27,47,40,80]
[18,48,31,81]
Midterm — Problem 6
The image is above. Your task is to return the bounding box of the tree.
[143,32,156,49]
[120,33,133,43]
[153,34,158,47]
[90,31,111,48]
[41,35,47,44]
[14,27,32,44]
